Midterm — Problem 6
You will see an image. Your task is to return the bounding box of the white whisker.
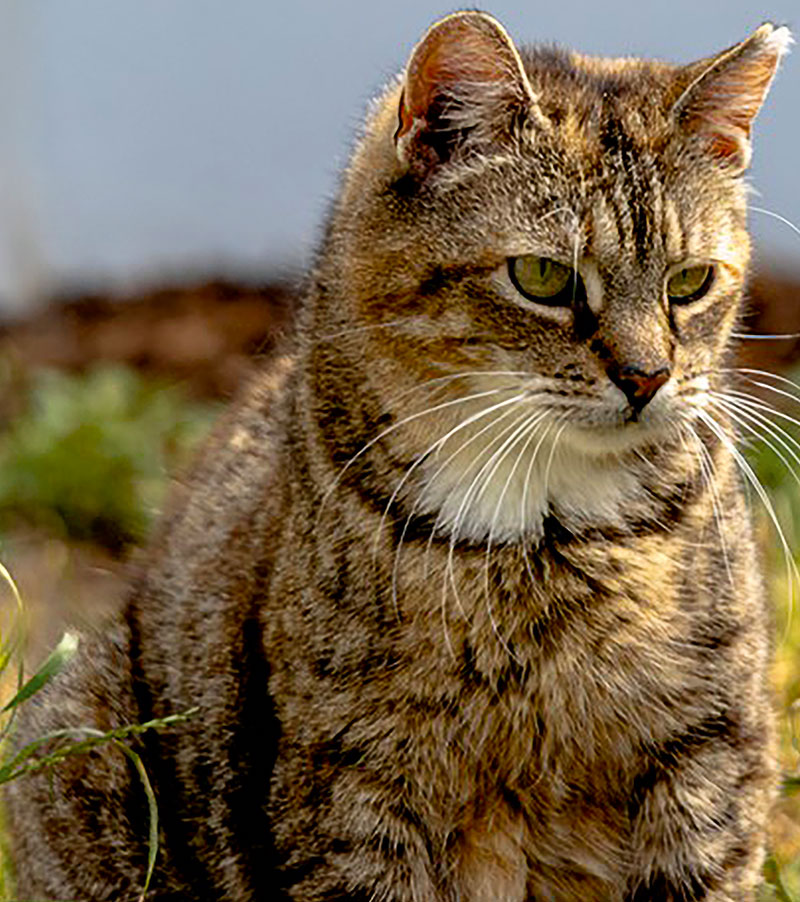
[386,370,539,407]
[483,413,551,658]
[318,386,514,521]
[416,402,533,577]
[730,331,800,340]
[445,410,541,661]
[727,367,800,401]
[678,421,735,592]
[712,400,800,499]
[385,393,529,620]
[695,407,798,636]
[375,392,529,559]
[443,408,538,628]
[720,387,800,435]
[751,205,800,242]
[542,420,570,504]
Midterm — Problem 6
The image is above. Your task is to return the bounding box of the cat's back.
[127,349,299,712]
[8,351,297,900]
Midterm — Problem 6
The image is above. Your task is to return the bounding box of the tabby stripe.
[630,710,742,812]
[625,868,717,902]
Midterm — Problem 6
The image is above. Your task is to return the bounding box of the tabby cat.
[6,11,792,901]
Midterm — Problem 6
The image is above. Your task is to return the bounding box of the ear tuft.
[395,11,538,176]
[763,24,794,58]
[672,23,791,173]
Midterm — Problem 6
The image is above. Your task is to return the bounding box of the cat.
[5,10,792,901]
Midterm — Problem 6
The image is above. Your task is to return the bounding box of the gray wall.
[1,1,797,307]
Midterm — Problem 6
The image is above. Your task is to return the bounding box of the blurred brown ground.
[0,276,295,402]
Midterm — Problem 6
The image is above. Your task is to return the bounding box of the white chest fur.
[417,423,647,544]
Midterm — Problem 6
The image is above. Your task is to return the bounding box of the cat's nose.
[609,364,670,413]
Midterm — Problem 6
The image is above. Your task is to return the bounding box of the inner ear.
[396,11,541,175]
[671,23,791,172]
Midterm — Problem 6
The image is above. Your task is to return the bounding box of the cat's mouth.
[622,406,649,426]
[557,400,674,456]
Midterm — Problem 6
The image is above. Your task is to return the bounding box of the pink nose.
[609,365,670,413]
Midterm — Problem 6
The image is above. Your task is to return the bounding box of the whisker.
[678,421,736,591]
[719,387,800,435]
[726,367,800,402]
[730,331,800,340]
[709,394,800,631]
[713,391,800,482]
[695,407,798,636]
[443,408,539,625]
[381,370,554,418]
[447,411,543,660]
[375,391,529,564]
[542,420,570,502]
[390,397,538,633]
[386,394,529,619]
[483,413,551,658]
[434,406,545,663]
[713,398,800,490]
[418,403,539,571]
[318,386,515,520]
[751,204,800,243]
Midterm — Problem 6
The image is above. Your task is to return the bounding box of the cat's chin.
[559,418,668,457]
[416,419,668,545]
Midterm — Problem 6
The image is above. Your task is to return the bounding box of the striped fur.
[6,12,790,901]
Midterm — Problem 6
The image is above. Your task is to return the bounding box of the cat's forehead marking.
[580,259,605,314]
[683,210,739,263]
[663,199,684,261]
[587,195,622,259]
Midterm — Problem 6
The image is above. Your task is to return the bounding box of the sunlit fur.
[6,12,791,902]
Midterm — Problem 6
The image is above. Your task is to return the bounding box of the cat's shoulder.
[137,351,296,582]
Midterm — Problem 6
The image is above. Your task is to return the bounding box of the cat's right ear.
[672,24,791,173]
[395,12,541,177]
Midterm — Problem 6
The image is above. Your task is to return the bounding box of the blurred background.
[1,0,800,895]
[1,0,799,305]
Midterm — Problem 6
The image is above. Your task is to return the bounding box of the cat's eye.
[508,255,574,305]
[666,264,714,304]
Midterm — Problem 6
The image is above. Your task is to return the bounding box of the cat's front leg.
[271,760,444,902]
[276,831,442,902]
[624,711,775,901]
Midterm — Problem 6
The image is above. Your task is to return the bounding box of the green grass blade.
[1,632,79,713]
[0,710,196,898]
[0,559,25,681]
[765,854,800,902]
[782,774,800,796]
[113,740,159,900]
[0,726,91,784]
[0,709,197,785]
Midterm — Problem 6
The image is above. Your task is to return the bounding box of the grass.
[0,366,219,553]
[1,362,800,897]
[0,557,198,901]
[0,366,215,900]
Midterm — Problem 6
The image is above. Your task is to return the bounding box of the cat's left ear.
[395,11,542,176]
[672,24,792,173]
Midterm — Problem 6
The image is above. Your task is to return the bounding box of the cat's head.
[323,13,790,540]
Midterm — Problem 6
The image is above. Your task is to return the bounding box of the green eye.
[509,255,573,305]
[666,264,714,303]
